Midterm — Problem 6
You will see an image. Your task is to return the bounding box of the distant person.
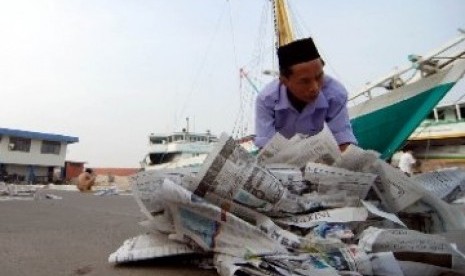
[390,150,403,168]
[77,168,96,192]
[107,173,115,183]
[399,150,416,176]
[254,37,357,152]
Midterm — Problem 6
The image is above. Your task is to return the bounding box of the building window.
[426,110,435,120]
[9,137,31,152]
[41,141,61,155]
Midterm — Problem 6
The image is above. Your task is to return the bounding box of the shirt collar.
[274,82,329,112]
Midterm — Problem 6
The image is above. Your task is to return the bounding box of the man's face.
[281,59,324,103]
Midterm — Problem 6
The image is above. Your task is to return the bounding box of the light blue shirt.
[254,75,357,148]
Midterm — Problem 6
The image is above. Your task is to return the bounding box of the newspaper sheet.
[256,132,291,164]
[162,178,288,256]
[305,163,376,198]
[361,200,407,227]
[0,183,41,201]
[193,134,286,206]
[201,191,303,249]
[359,227,455,254]
[266,164,303,183]
[368,252,404,276]
[405,181,465,232]
[108,232,198,263]
[369,160,423,212]
[131,168,196,218]
[334,144,380,173]
[138,213,175,234]
[274,191,351,214]
[260,253,340,276]
[275,207,368,228]
[333,145,423,212]
[214,254,249,276]
[309,222,354,240]
[0,182,7,195]
[215,253,340,276]
[258,125,341,167]
[329,246,373,275]
[414,168,465,202]
[266,165,307,195]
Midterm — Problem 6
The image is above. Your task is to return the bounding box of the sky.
[0,0,464,168]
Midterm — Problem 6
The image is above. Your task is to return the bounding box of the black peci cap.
[277,37,321,69]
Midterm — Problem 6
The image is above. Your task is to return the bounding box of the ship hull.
[349,59,465,159]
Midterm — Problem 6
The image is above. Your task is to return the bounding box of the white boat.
[141,130,218,170]
[348,31,465,159]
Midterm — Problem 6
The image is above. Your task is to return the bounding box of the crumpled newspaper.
[110,130,465,276]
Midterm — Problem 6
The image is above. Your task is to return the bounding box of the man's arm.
[254,95,277,148]
[83,172,96,185]
[325,84,357,149]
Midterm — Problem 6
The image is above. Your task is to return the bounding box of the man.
[399,150,416,176]
[77,168,96,192]
[254,37,357,151]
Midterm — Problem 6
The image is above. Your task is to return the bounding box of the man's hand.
[339,143,350,152]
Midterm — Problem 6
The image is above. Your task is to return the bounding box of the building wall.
[6,164,47,176]
[5,164,50,182]
[0,136,67,167]
[92,167,139,177]
[65,162,85,181]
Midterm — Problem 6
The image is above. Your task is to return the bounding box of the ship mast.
[273,0,295,48]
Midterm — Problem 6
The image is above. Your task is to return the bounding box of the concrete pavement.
[0,190,217,276]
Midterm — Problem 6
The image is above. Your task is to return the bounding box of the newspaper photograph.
[163,179,288,256]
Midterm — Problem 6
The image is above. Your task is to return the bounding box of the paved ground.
[0,190,217,276]
[3,188,465,276]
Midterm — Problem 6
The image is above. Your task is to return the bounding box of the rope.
[232,1,273,138]
[175,2,229,131]
[286,1,357,92]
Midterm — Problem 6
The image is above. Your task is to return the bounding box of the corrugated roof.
[0,127,79,144]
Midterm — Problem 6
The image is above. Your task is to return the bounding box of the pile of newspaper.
[109,127,465,275]
[0,183,64,200]
[0,182,40,200]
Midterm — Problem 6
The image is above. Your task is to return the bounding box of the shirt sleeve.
[326,85,358,146]
[254,95,277,148]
